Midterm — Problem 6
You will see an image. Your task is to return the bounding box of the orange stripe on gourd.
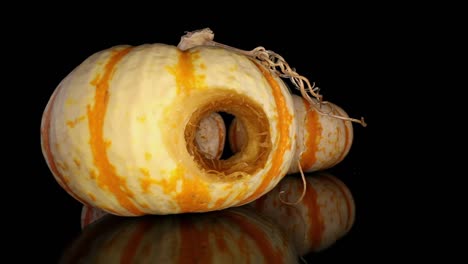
[87,47,143,216]
[138,165,212,212]
[166,50,214,211]
[299,98,322,171]
[169,50,206,95]
[175,51,195,94]
[241,61,293,204]
[172,166,212,212]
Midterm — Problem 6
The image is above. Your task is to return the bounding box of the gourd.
[40,29,296,216]
[41,28,364,216]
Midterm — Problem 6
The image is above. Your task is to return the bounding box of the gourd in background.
[229,94,354,174]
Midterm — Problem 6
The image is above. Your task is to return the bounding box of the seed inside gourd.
[194,112,226,160]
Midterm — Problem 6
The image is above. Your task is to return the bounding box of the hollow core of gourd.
[185,91,272,180]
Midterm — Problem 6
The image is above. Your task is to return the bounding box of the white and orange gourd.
[41,28,362,216]
[41,29,297,216]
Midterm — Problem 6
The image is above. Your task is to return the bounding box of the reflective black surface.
[63,207,298,263]
[47,169,372,263]
[63,171,359,263]
[21,13,389,263]
[37,166,377,263]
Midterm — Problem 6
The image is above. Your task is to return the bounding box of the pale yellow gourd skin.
[288,95,354,173]
[41,44,296,216]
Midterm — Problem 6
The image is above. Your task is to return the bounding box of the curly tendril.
[178,28,366,127]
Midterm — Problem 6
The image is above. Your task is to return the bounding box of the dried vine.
[178,28,367,127]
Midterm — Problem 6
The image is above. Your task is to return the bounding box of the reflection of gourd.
[246,171,355,256]
[40,31,297,216]
[229,94,353,173]
[63,207,298,263]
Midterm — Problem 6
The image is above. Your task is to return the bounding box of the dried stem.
[178,28,367,127]
[278,160,307,205]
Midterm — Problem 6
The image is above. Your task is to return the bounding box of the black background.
[9,5,418,263]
